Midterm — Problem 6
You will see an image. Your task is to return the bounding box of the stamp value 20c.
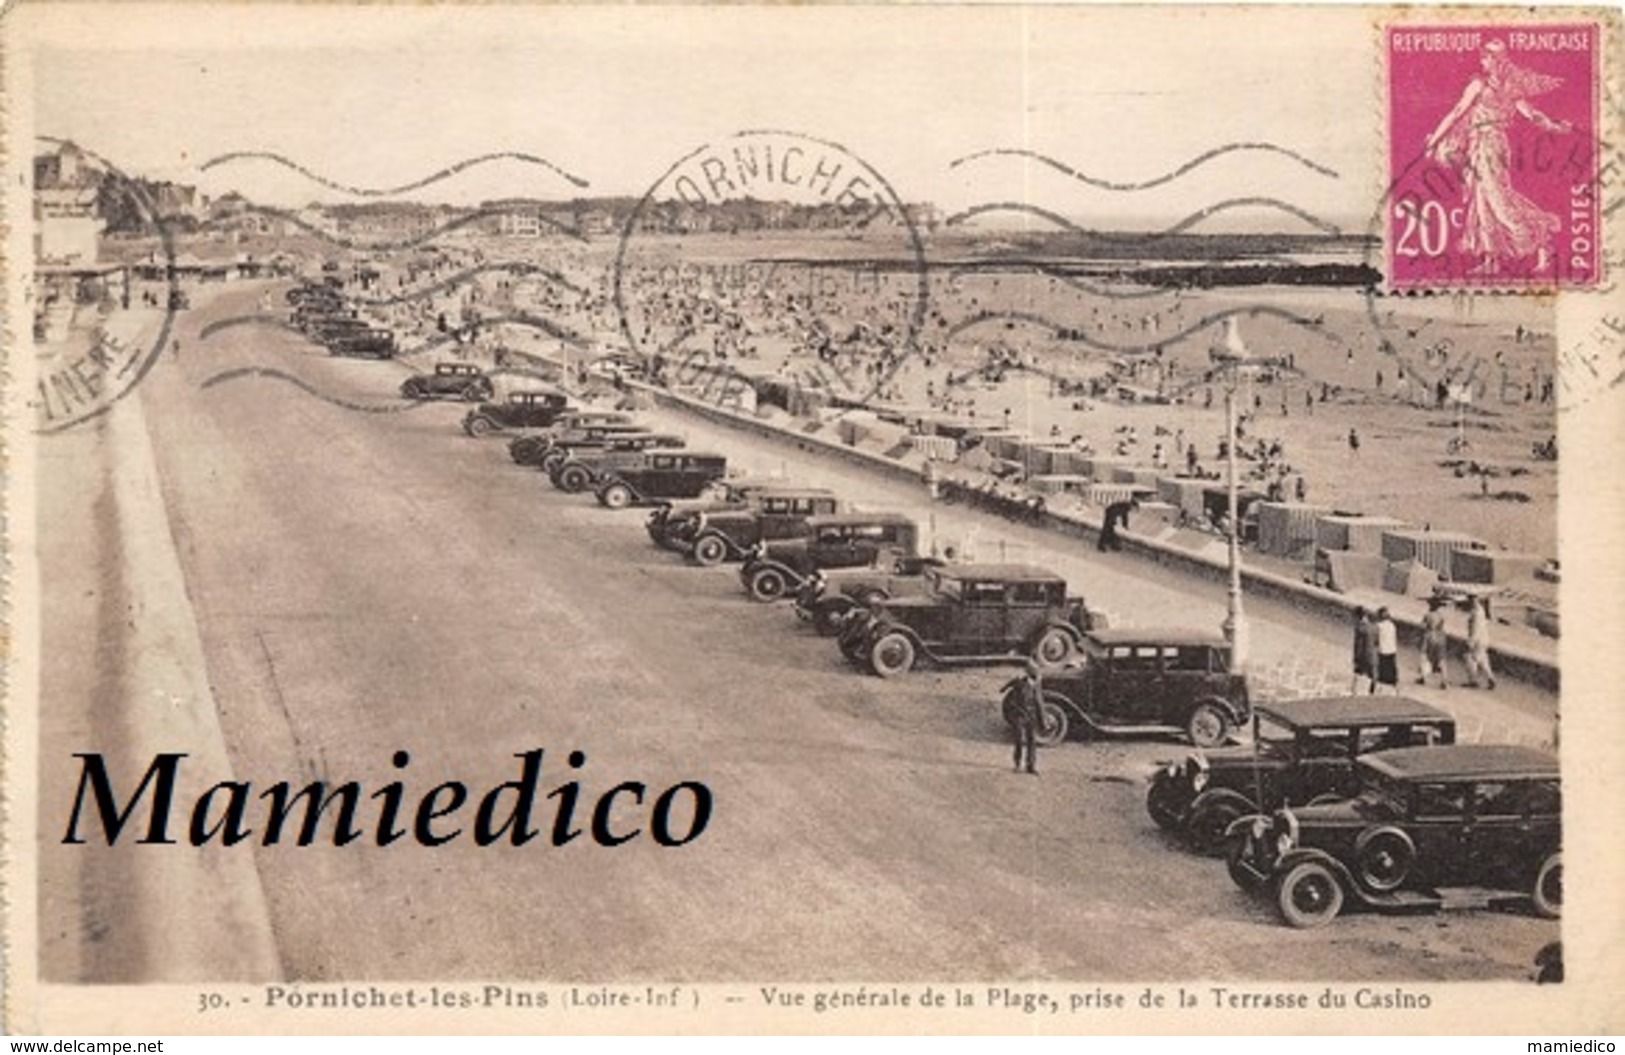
[1387,23,1603,291]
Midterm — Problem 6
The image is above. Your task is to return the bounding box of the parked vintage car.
[540,427,677,475]
[1145,695,1456,853]
[306,315,369,343]
[647,478,804,549]
[680,489,842,566]
[836,563,1104,678]
[327,328,396,359]
[462,390,572,436]
[595,452,730,509]
[400,362,494,401]
[738,513,923,603]
[1226,744,1561,928]
[794,554,947,636]
[550,435,688,492]
[508,412,639,465]
[512,423,654,469]
[1001,629,1249,749]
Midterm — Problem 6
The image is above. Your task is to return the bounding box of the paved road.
[40,283,1558,982]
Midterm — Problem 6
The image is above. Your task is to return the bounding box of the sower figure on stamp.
[1424,39,1573,276]
[1010,658,1044,775]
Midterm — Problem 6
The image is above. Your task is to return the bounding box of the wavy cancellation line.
[199,150,590,196]
[340,262,588,308]
[198,367,428,413]
[202,201,588,253]
[948,143,1339,192]
[200,311,592,353]
[1018,262,1317,303]
[944,304,1340,357]
[944,200,1342,243]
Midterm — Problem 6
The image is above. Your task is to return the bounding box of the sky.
[16,5,1385,232]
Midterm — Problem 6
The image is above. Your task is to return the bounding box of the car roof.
[805,512,917,527]
[1085,627,1227,647]
[937,563,1062,582]
[1360,744,1559,782]
[1256,695,1455,728]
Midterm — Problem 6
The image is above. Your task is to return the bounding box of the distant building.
[35,143,102,266]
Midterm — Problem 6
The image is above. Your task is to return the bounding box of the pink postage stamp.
[1387,23,1603,290]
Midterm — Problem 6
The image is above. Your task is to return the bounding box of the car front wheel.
[557,466,591,493]
[812,599,855,637]
[748,567,789,603]
[691,534,729,567]
[600,484,634,510]
[1275,860,1345,928]
[868,632,916,678]
[1034,697,1069,746]
[1031,626,1077,668]
[1186,702,1231,749]
[463,383,488,402]
[401,379,426,399]
[1185,793,1249,857]
[1531,852,1562,919]
[1146,777,1188,832]
[466,417,493,437]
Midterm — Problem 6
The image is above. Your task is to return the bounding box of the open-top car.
[511,422,654,469]
[679,489,842,566]
[539,427,678,476]
[462,390,571,436]
[794,553,946,636]
[1005,629,1248,749]
[400,362,494,401]
[648,478,804,549]
[835,563,1104,678]
[1145,695,1456,854]
[1226,744,1560,928]
[549,435,688,492]
[595,452,729,509]
[508,412,639,465]
[738,513,923,603]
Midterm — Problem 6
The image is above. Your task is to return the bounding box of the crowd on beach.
[332,235,1559,560]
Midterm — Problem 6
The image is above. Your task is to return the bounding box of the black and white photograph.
[2,2,1621,1036]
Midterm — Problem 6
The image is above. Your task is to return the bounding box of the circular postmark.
[612,129,929,413]
[31,137,181,434]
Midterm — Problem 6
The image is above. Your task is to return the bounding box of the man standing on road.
[1465,596,1497,689]
[1097,497,1138,552]
[1351,606,1377,694]
[1374,607,1400,694]
[1418,596,1451,689]
[1010,659,1044,775]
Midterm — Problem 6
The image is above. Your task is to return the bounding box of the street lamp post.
[1221,375,1250,672]
[1213,317,1252,674]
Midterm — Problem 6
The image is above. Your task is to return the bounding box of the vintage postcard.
[2,2,1621,1036]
